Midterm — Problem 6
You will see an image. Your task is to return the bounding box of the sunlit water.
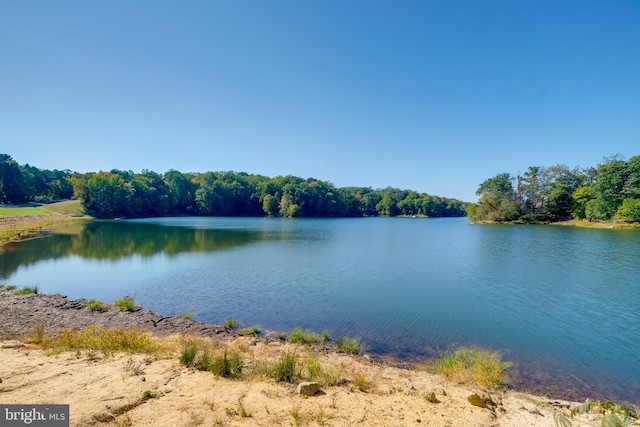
[2,217,639,404]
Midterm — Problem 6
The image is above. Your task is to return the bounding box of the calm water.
[2,217,639,404]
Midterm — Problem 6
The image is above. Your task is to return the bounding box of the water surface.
[2,217,639,404]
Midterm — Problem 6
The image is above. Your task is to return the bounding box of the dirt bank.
[0,289,602,426]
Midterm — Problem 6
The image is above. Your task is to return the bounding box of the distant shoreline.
[470,218,640,229]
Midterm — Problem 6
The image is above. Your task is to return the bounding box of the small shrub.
[238,326,260,336]
[432,347,512,388]
[5,285,17,291]
[336,336,362,355]
[287,329,322,345]
[210,348,243,378]
[181,311,194,320]
[87,299,107,312]
[115,296,138,312]
[322,329,330,344]
[16,286,38,295]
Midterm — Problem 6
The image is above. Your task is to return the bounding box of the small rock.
[297,381,320,396]
[468,392,495,410]
[137,376,146,382]
[527,406,543,416]
[424,392,438,403]
[433,387,447,396]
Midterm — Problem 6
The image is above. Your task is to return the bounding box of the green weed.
[287,329,322,345]
[115,296,139,312]
[224,318,238,330]
[87,299,107,311]
[238,325,260,336]
[336,336,362,355]
[15,286,38,295]
[210,348,243,378]
[273,351,299,382]
[27,323,47,345]
[180,342,199,367]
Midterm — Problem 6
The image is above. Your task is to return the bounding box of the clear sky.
[1,1,638,202]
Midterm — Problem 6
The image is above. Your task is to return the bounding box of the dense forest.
[0,154,467,218]
[469,155,640,223]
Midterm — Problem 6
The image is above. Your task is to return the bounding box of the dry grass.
[431,346,512,388]
[42,325,173,357]
[0,211,82,244]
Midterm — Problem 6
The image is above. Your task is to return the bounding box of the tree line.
[469,155,640,223]
[0,154,74,203]
[0,154,468,219]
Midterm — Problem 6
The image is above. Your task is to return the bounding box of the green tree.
[262,194,279,216]
[74,172,130,218]
[165,169,197,214]
[0,154,27,203]
[474,173,518,221]
[616,198,640,222]
[588,156,629,220]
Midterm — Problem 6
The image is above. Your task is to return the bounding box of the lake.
[1,217,639,405]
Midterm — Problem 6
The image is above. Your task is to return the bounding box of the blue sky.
[1,1,638,202]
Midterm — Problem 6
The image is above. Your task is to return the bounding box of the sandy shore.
[0,290,601,427]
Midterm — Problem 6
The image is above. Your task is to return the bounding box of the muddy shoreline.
[0,289,237,340]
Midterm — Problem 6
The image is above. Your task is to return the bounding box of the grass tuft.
[180,342,199,367]
[181,311,195,320]
[432,347,512,388]
[115,296,139,312]
[273,350,299,382]
[287,329,322,345]
[26,323,47,345]
[224,318,238,330]
[351,371,370,392]
[336,336,362,355]
[15,286,39,295]
[210,348,244,378]
[301,357,345,386]
[87,299,107,312]
[238,325,260,336]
